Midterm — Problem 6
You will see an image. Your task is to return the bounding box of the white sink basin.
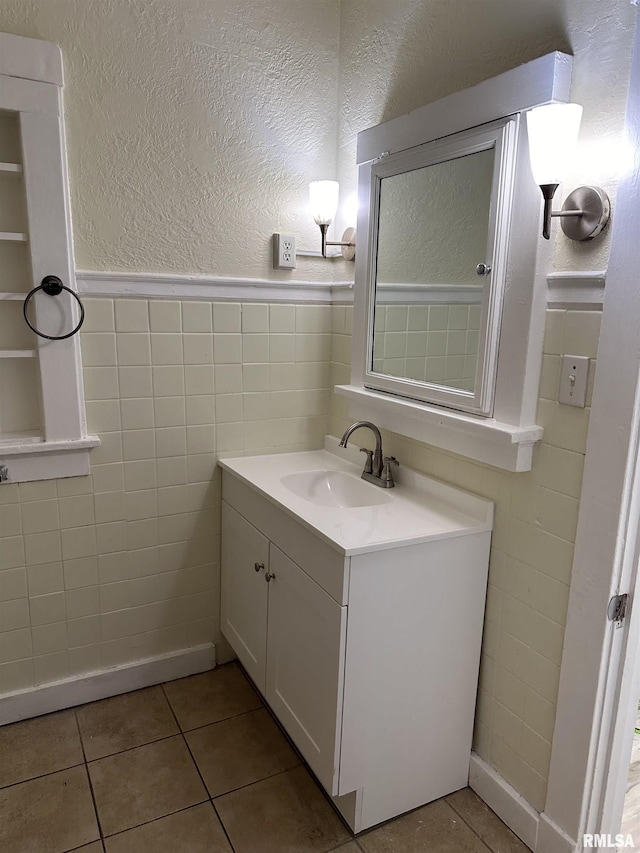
[219,440,494,555]
[280,469,393,509]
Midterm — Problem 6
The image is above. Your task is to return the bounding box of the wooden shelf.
[0,349,37,359]
[0,232,27,242]
[0,162,22,174]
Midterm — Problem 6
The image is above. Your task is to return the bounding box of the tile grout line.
[160,680,238,853]
[444,796,502,853]
[0,757,87,793]
[98,801,212,846]
[72,707,106,844]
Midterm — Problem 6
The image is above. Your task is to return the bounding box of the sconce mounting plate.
[560,186,610,241]
[341,227,356,261]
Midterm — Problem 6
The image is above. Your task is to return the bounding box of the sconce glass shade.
[526,103,583,184]
[309,180,339,225]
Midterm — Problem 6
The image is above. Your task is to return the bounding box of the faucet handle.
[382,456,399,487]
[359,447,374,475]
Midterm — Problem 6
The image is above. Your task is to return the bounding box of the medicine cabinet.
[337,51,574,471]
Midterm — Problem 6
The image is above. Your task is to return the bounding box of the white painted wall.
[0,0,340,281]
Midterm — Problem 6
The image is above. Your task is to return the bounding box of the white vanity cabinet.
[221,501,347,795]
[220,447,493,833]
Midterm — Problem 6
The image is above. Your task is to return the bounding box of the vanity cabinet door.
[221,502,269,693]
[265,544,347,796]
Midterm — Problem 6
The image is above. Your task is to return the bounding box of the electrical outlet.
[273,233,296,269]
[559,354,589,407]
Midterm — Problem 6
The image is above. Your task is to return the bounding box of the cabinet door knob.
[265,571,276,583]
[254,562,265,573]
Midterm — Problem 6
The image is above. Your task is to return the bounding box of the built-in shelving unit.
[0,34,100,481]
[0,109,43,449]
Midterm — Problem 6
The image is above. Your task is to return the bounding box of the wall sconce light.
[526,103,610,241]
[309,180,356,260]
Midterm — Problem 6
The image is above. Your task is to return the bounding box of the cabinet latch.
[608,593,628,626]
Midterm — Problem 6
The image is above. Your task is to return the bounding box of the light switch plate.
[559,354,589,407]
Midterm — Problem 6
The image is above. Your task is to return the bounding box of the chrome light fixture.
[526,103,610,241]
[309,180,356,259]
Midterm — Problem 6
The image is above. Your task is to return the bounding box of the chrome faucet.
[339,421,399,489]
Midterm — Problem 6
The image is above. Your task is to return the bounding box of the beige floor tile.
[77,685,179,760]
[89,735,207,836]
[334,844,363,852]
[446,788,529,853]
[215,765,351,853]
[164,663,262,731]
[358,799,492,853]
[75,845,104,852]
[0,709,84,788]
[104,803,232,853]
[0,765,99,853]
[187,707,299,797]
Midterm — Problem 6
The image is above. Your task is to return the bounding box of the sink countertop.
[218,437,494,556]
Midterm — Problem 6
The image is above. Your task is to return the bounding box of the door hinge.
[608,593,629,626]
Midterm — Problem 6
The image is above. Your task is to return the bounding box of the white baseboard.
[0,643,215,726]
[469,752,540,851]
[536,813,578,853]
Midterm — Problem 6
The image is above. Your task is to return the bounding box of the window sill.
[0,435,101,484]
[335,385,542,472]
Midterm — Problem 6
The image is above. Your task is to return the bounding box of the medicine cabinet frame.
[364,117,517,416]
[337,51,573,472]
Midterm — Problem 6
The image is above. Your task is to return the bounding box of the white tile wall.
[0,293,601,814]
[331,304,601,811]
[0,298,330,695]
[372,303,480,389]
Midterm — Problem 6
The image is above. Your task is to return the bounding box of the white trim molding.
[0,31,63,86]
[469,753,539,850]
[77,269,602,310]
[469,754,578,852]
[543,20,640,848]
[375,283,483,305]
[335,384,542,472]
[546,271,606,308]
[0,435,100,484]
[0,644,216,726]
[77,270,354,304]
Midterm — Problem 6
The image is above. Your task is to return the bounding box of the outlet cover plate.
[273,233,296,269]
[559,354,589,407]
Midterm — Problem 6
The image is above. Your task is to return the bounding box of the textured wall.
[334,0,637,275]
[0,0,340,280]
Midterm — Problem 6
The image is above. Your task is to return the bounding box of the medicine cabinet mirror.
[368,118,516,416]
[338,51,574,471]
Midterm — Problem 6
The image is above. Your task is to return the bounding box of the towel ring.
[23,276,85,341]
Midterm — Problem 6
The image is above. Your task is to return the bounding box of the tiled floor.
[0,662,529,853]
